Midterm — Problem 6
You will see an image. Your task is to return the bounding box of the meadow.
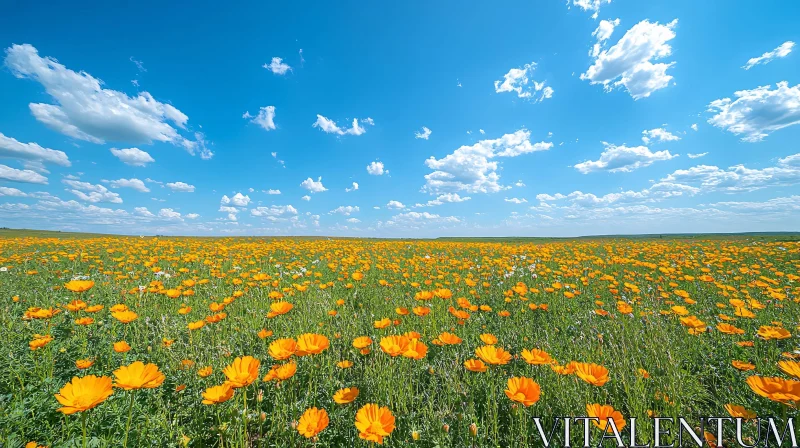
[0,233,798,447]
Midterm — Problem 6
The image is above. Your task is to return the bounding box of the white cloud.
[166,181,195,192]
[386,200,406,209]
[688,152,708,159]
[582,19,678,99]
[505,197,528,204]
[109,147,155,167]
[536,182,700,209]
[63,179,122,203]
[0,132,70,171]
[221,192,250,207]
[300,176,327,193]
[134,206,155,217]
[301,195,311,201]
[251,205,298,218]
[661,155,800,193]
[104,178,149,193]
[244,106,277,131]
[515,180,526,187]
[494,62,553,102]
[710,196,800,212]
[423,129,552,194]
[330,205,360,215]
[641,128,680,145]
[591,19,620,58]
[572,0,611,18]
[263,57,291,75]
[158,208,182,220]
[313,115,373,136]
[4,44,207,156]
[345,182,359,192]
[383,211,461,228]
[367,161,387,176]
[574,143,677,174]
[691,123,698,131]
[415,126,432,140]
[743,41,794,70]
[0,186,28,197]
[346,218,361,223]
[263,189,281,195]
[707,81,800,142]
[414,193,472,208]
[185,213,200,219]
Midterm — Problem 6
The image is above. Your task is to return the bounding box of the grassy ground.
[0,234,798,447]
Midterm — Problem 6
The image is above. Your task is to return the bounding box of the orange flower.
[269,338,297,360]
[257,329,273,339]
[337,360,354,369]
[380,335,410,357]
[223,356,260,388]
[586,404,626,432]
[74,317,94,326]
[29,334,53,351]
[333,387,360,404]
[75,359,94,369]
[732,360,756,371]
[464,359,488,372]
[757,326,791,340]
[374,318,391,329]
[113,361,166,390]
[403,339,428,360]
[111,310,139,324]
[275,361,297,381]
[574,362,609,386]
[297,407,329,438]
[55,375,113,414]
[475,346,512,365]
[479,333,498,345]
[197,366,213,378]
[296,333,330,356]
[355,404,395,444]
[717,323,745,335]
[267,301,293,318]
[724,404,756,419]
[521,349,554,365]
[201,384,234,405]
[64,280,94,293]
[353,336,373,349]
[438,332,463,345]
[746,376,800,403]
[778,360,800,379]
[504,376,541,407]
[187,320,205,330]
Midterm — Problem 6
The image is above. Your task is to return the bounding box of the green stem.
[81,411,88,448]
[123,392,136,448]
[243,386,248,447]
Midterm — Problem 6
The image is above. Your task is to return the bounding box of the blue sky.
[1,0,799,237]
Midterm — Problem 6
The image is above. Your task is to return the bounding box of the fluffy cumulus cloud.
[382,211,460,229]
[251,205,298,219]
[494,62,553,102]
[536,181,700,210]
[104,178,149,193]
[109,147,155,166]
[386,200,406,209]
[743,41,795,70]
[330,205,359,215]
[571,0,611,18]
[63,179,122,203]
[0,186,28,197]
[574,142,677,174]
[415,126,432,140]
[345,182,359,192]
[688,152,708,159]
[166,181,195,192]
[300,177,327,193]
[4,44,209,157]
[414,193,471,208]
[158,208,182,221]
[221,192,250,207]
[263,57,291,75]
[243,106,277,131]
[505,197,528,204]
[661,153,800,192]
[313,115,373,136]
[264,189,281,195]
[582,19,678,99]
[707,81,800,142]
[641,128,680,145]
[423,129,552,194]
[366,161,387,176]
[0,132,70,172]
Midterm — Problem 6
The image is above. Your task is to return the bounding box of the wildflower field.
[1,234,799,447]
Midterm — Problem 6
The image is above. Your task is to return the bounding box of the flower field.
[1,235,799,447]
